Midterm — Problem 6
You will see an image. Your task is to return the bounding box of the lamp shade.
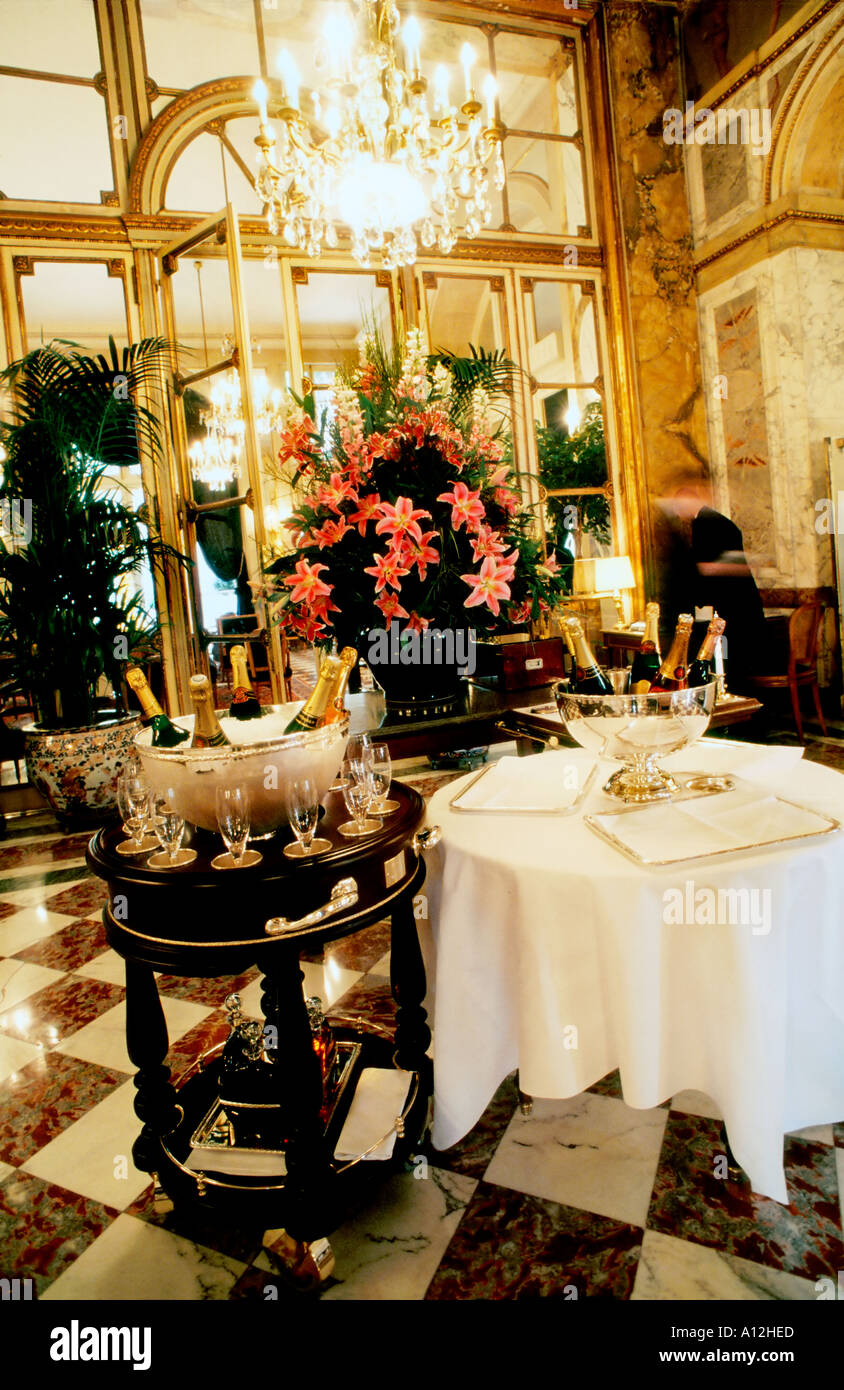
[572,555,635,594]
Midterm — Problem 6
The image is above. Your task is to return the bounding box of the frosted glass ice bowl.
[135,704,349,835]
[553,682,717,802]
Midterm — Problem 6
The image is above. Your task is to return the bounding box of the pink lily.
[461,556,512,618]
[363,548,410,594]
[406,530,440,582]
[317,472,357,512]
[283,558,333,606]
[406,611,430,634]
[471,524,508,562]
[311,517,349,549]
[375,496,431,547]
[348,493,382,537]
[374,592,410,621]
[437,481,485,532]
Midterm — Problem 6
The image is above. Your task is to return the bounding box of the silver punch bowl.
[554,682,717,803]
[135,704,349,835]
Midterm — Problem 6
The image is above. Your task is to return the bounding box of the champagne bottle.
[323,647,358,725]
[283,654,342,733]
[561,621,577,681]
[564,617,613,695]
[630,602,662,694]
[649,614,694,691]
[125,666,189,748]
[228,645,263,721]
[188,674,232,748]
[688,614,726,687]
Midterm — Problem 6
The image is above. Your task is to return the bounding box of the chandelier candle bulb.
[461,43,476,101]
[252,78,269,127]
[276,50,300,110]
[483,73,497,125]
[433,64,450,114]
[403,16,421,79]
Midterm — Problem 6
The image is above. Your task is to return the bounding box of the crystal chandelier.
[251,1,505,269]
[210,341,285,441]
[188,423,240,493]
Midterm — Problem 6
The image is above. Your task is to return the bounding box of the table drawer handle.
[412,825,441,855]
[264,877,359,935]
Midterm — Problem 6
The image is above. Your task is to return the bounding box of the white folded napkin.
[334,1068,413,1162]
[591,783,834,865]
[662,739,804,786]
[185,1145,287,1177]
[451,751,593,813]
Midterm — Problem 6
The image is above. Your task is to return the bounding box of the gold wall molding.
[0,214,126,243]
[695,207,844,278]
[764,15,844,204]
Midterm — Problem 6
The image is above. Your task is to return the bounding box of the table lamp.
[572,555,636,627]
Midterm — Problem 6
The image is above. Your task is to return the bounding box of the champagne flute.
[115,769,158,855]
[148,787,196,869]
[368,742,399,814]
[283,776,332,858]
[330,730,371,792]
[337,759,381,838]
[212,784,262,870]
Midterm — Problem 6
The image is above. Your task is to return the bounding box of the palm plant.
[0,337,186,730]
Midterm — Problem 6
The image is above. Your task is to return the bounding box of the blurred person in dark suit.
[652,476,767,694]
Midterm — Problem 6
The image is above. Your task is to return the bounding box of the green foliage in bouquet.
[262,330,565,649]
[0,338,188,729]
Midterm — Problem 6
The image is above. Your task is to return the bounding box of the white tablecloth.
[425,739,844,1202]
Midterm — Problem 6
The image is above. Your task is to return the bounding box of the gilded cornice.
[694,207,844,277]
[763,12,844,204]
[0,214,126,243]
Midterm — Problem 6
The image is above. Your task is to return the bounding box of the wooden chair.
[748,601,827,743]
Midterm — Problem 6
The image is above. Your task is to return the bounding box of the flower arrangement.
[262,330,564,658]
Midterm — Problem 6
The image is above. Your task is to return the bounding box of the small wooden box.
[472,637,566,690]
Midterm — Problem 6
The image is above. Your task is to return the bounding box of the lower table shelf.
[153,1024,432,1229]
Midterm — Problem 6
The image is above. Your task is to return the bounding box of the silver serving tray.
[448,758,598,816]
[584,794,840,867]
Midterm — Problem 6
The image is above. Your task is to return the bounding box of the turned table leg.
[125,959,180,1173]
[261,951,338,1243]
[390,884,432,1074]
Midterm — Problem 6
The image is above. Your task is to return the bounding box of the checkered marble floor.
[0,733,843,1302]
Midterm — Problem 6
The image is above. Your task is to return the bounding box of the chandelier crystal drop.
[251,0,505,269]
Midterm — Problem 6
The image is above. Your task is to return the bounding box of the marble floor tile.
[74,949,128,987]
[0,958,65,1011]
[0,1168,116,1296]
[426,1181,642,1299]
[0,884,83,911]
[166,1010,230,1082]
[0,1051,126,1165]
[428,1073,519,1180]
[301,959,363,1009]
[154,969,257,1009]
[670,1089,724,1121]
[631,1229,821,1301]
[0,975,123,1047]
[0,835,90,871]
[647,1113,844,1281]
[328,974,397,1034]
[319,1166,477,1302]
[323,920,392,974]
[0,1032,41,1085]
[0,858,87,884]
[127,1183,268,1267]
[12,916,108,971]
[0,900,21,920]
[368,952,392,977]
[57,994,212,1074]
[0,906,77,954]
[41,1213,247,1301]
[22,1080,153,1209]
[0,1159,14,1183]
[587,1069,624,1100]
[834,1122,843,1147]
[485,1093,668,1229]
[787,1123,835,1145]
[42,879,108,918]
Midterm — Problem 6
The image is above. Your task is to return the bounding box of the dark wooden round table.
[86,782,433,1261]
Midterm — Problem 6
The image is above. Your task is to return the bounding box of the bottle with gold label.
[649,614,694,691]
[283,654,342,734]
[323,647,358,725]
[564,616,613,695]
[126,666,190,748]
[228,646,263,721]
[630,603,662,694]
[688,614,726,687]
[188,674,232,748]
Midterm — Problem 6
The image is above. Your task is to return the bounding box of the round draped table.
[425,739,844,1203]
[86,782,432,1248]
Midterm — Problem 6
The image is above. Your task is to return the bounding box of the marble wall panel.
[713,288,775,567]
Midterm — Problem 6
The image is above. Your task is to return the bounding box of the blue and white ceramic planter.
[24,714,141,821]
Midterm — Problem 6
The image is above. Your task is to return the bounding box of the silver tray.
[584,793,840,867]
[448,758,598,816]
